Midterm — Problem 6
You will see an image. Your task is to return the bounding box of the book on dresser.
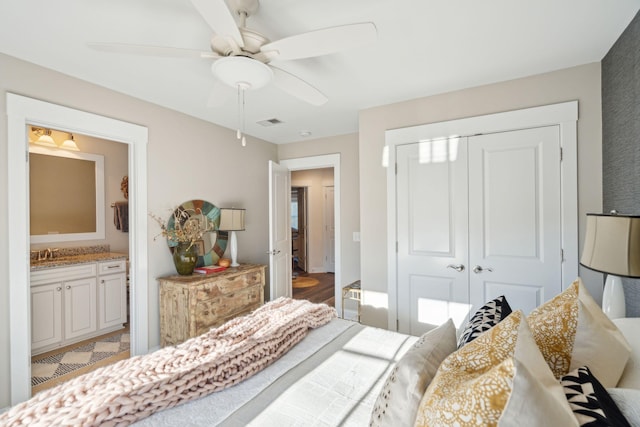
[158,264,266,347]
[193,265,228,274]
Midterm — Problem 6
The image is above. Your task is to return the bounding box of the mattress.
[135,319,416,426]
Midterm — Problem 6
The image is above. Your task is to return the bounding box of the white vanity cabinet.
[97,260,127,330]
[30,259,126,355]
[30,282,63,351]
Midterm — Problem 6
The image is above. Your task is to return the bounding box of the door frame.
[385,101,578,331]
[280,154,342,316]
[323,185,335,273]
[6,93,149,404]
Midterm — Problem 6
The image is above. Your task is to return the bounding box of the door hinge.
[26,151,29,162]
[396,319,400,330]
[396,241,398,253]
[561,248,565,262]
[395,162,398,175]
[560,147,563,162]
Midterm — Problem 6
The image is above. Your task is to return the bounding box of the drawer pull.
[107,265,120,269]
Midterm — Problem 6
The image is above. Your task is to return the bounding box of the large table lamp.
[580,213,640,319]
[219,208,246,267]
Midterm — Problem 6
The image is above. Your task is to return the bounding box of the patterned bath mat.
[31,331,130,388]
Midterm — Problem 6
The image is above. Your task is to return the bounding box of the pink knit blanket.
[1,298,336,427]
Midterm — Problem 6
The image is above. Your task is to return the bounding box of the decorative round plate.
[166,199,228,267]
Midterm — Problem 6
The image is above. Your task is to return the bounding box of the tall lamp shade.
[580,213,640,319]
[219,208,246,267]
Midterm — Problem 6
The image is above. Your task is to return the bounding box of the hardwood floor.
[292,268,335,307]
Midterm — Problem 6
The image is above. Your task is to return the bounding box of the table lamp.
[219,208,246,267]
[580,212,640,319]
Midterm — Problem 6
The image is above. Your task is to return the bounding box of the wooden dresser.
[158,264,266,347]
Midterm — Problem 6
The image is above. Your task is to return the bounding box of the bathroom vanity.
[30,252,128,355]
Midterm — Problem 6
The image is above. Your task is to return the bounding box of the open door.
[268,161,292,300]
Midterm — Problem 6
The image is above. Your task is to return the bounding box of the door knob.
[266,249,281,255]
[446,264,465,272]
[473,265,494,274]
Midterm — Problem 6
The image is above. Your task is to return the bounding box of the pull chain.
[236,84,248,147]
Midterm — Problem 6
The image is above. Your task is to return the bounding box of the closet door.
[468,126,562,315]
[396,138,469,335]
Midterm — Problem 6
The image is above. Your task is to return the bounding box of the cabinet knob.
[66,285,71,290]
[203,311,209,315]
[101,280,105,284]
[56,287,62,291]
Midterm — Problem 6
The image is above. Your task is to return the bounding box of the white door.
[98,273,127,329]
[31,283,63,352]
[269,161,291,300]
[396,127,563,334]
[396,138,470,335]
[468,126,562,315]
[323,186,335,273]
[64,277,97,340]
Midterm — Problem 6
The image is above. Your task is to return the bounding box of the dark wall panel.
[602,10,640,316]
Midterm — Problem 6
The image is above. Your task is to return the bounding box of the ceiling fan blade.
[190,0,244,48]
[260,22,377,61]
[206,81,232,107]
[270,65,328,106]
[88,42,219,59]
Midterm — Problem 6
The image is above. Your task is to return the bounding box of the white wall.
[359,63,603,328]
[291,168,334,272]
[278,133,361,287]
[0,53,277,408]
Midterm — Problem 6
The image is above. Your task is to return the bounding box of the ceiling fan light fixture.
[212,56,273,90]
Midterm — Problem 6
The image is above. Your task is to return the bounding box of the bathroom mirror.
[29,145,105,243]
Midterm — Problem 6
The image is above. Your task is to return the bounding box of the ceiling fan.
[89,0,377,107]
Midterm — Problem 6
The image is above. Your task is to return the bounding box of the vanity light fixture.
[32,127,57,148]
[60,133,80,151]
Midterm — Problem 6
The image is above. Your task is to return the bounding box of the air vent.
[257,118,283,127]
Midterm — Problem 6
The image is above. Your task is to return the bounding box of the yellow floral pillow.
[527,278,631,387]
[414,310,577,427]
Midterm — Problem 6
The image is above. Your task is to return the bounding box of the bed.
[3,281,639,426]
[137,319,415,426]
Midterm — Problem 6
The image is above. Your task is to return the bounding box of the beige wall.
[29,133,130,254]
[358,63,603,328]
[291,168,334,272]
[278,133,361,287]
[0,53,277,407]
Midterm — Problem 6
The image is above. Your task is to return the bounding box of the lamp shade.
[580,213,640,278]
[218,208,246,231]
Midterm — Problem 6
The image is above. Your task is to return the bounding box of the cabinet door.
[64,277,97,340]
[31,282,63,352]
[98,273,127,329]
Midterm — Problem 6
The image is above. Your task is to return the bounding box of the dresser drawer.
[196,270,263,300]
[195,284,263,335]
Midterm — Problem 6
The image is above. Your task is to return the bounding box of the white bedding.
[135,319,416,427]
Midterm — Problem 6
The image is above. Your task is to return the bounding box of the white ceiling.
[1,0,639,144]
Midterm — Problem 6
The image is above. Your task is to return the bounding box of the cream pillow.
[370,319,456,427]
[415,311,577,427]
[527,278,631,387]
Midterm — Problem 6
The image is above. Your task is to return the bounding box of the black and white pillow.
[457,295,512,348]
[561,366,632,427]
